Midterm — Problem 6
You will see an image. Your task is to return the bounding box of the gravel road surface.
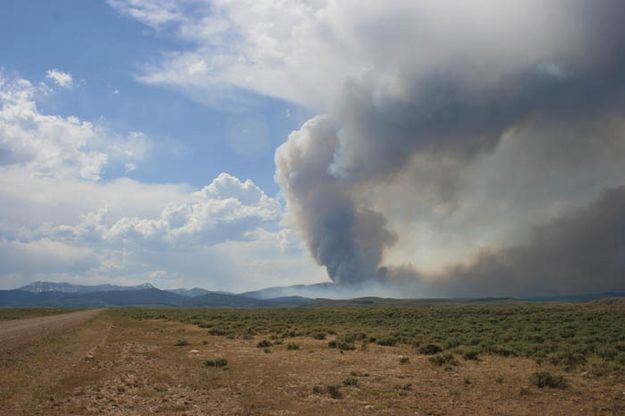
[0,309,103,353]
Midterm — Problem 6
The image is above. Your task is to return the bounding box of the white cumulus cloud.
[45,69,74,88]
[0,71,147,181]
[31,172,281,250]
[102,172,282,249]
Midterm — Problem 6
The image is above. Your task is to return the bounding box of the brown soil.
[0,309,102,354]
[1,311,624,415]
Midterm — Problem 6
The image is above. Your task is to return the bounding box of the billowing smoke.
[275,0,625,296]
[425,186,625,297]
[275,115,398,284]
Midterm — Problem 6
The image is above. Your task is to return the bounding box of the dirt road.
[0,309,102,353]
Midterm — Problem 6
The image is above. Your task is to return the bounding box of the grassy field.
[125,302,625,376]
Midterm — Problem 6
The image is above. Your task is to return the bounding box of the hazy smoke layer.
[275,1,625,296]
[416,186,625,297]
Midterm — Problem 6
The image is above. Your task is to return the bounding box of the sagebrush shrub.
[256,339,272,348]
[429,352,458,367]
[419,343,442,355]
[203,358,228,368]
[529,371,566,388]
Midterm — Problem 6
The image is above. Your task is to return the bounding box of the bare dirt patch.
[25,316,246,416]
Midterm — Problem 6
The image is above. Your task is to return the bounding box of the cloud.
[45,69,74,88]
[64,172,282,249]
[0,238,96,275]
[0,167,321,290]
[113,0,625,295]
[109,0,625,110]
[109,0,354,108]
[0,71,148,181]
[107,0,188,28]
[0,70,324,290]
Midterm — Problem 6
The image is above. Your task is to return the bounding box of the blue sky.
[0,0,305,192]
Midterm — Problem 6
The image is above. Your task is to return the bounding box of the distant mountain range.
[0,281,313,308]
[0,281,623,308]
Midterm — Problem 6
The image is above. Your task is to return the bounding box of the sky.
[0,0,323,291]
[1,1,624,296]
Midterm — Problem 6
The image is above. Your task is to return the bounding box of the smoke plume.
[275,0,625,296]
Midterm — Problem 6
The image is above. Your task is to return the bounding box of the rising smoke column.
[275,115,397,284]
[275,0,625,294]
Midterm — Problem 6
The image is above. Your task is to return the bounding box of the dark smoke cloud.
[419,186,625,297]
[275,1,625,294]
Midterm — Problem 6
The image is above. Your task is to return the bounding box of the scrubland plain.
[1,303,625,415]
